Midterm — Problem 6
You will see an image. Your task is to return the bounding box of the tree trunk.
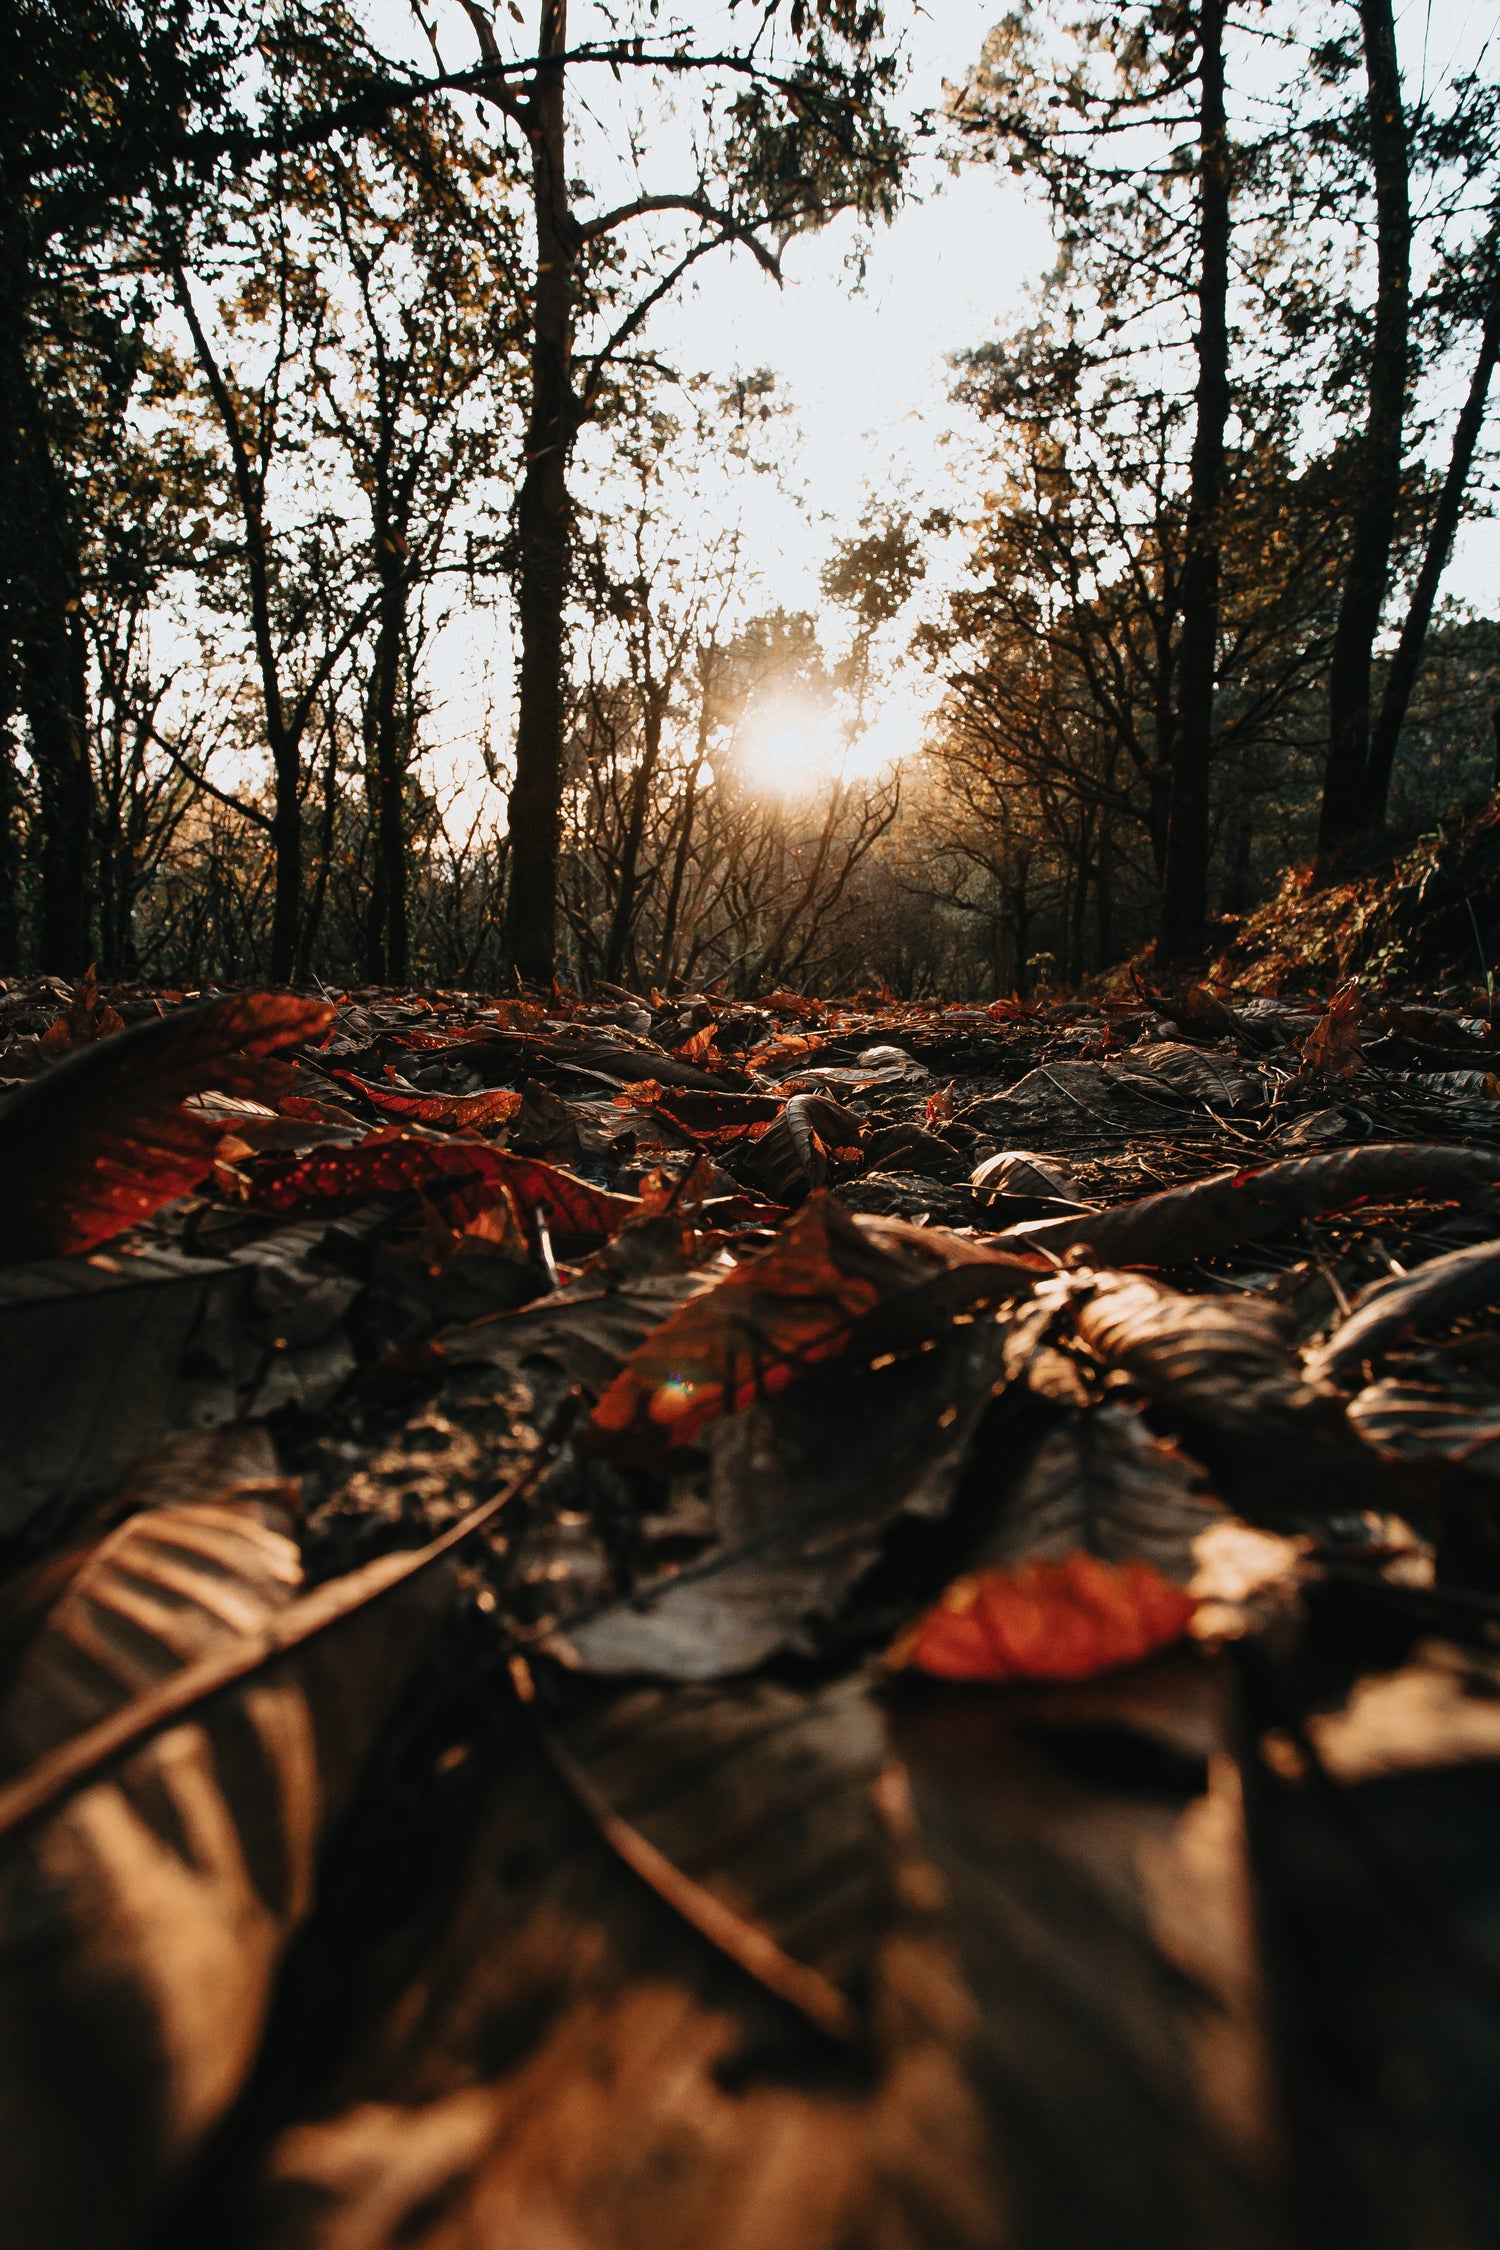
[0,212,91,972]
[364,538,409,983]
[1095,810,1114,967]
[602,690,666,983]
[0,724,21,973]
[172,262,302,981]
[504,0,577,987]
[1161,0,1230,961]
[1362,256,1500,829]
[1317,0,1411,859]
[24,594,91,973]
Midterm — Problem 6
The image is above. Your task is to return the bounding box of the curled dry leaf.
[888,1554,1197,1683]
[1307,1238,1500,1384]
[1005,1144,1500,1267]
[1298,981,1364,1076]
[588,1191,1026,1454]
[0,993,333,1260]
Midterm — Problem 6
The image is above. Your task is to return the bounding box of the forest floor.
[6,951,1500,2250]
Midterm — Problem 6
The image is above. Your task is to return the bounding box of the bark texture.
[1317,0,1411,859]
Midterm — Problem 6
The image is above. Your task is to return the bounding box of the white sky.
[410,0,1498,811]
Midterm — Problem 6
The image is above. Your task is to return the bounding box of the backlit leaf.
[588,1191,1026,1453]
[0,994,332,1259]
[888,1554,1196,1683]
[247,1133,637,1245]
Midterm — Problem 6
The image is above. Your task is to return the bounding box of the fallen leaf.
[1298,981,1363,1076]
[588,1192,1025,1453]
[247,1134,637,1246]
[888,1554,1196,1682]
[0,993,332,1259]
[0,1485,449,2250]
[557,1318,1011,1678]
[743,1093,864,1203]
[330,1075,523,1134]
[1006,1144,1500,1266]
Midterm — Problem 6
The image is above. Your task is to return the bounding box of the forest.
[9,8,1500,2250]
[5,0,1497,999]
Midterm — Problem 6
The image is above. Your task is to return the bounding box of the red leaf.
[330,1075,523,1133]
[246,1132,636,1246]
[0,993,332,1260]
[589,1190,1024,1453]
[888,1554,1196,1683]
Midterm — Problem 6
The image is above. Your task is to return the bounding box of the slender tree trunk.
[1363,255,1500,828]
[1161,0,1230,960]
[504,0,577,986]
[1095,810,1114,966]
[0,724,21,973]
[363,533,409,982]
[0,213,91,971]
[1317,0,1411,859]
[602,689,666,983]
[24,593,91,973]
[659,674,716,986]
[172,261,303,980]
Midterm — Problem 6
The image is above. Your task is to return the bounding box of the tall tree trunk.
[24,592,91,973]
[602,689,665,983]
[1362,255,1500,828]
[1095,809,1114,966]
[0,211,91,972]
[1317,0,1411,859]
[0,724,21,974]
[1161,0,1230,961]
[504,0,577,986]
[364,537,409,983]
[659,670,716,986]
[172,262,302,981]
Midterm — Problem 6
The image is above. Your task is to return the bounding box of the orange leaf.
[888,1554,1196,1683]
[0,993,332,1260]
[331,1075,523,1134]
[589,1190,1022,1454]
[1298,981,1364,1077]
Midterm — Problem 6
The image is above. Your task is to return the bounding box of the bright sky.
[412,0,1498,815]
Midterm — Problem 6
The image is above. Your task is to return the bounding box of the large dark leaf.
[1007,1146,1500,1267]
[1074,1274,1389,1519]
[230,1675,992,2250]
[742,1093,864,1204]
[554,1315,1011,1678]
[984,1402,1225,1581]
[0,1222,362,1541]
[894,1654,1289,2250]
[0,1250,254,1538]
[1309,1239,1500,1384]
[588,1192,1028,1456]
[0,994,331,1259]
[0,1481,450,2250]
[1237,1622,1500,2250]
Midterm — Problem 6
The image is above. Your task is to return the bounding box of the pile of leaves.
[7,969,1500,2248]
[1215,792,1500,992]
